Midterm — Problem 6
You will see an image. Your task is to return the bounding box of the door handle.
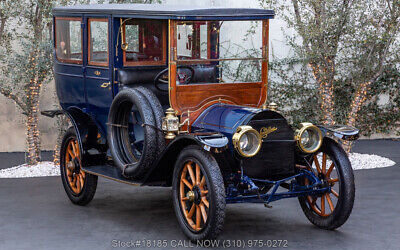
[100,82,111,88]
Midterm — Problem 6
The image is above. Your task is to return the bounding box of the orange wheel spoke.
[196,164,201,185]
[81,170,85,178]
[79,174,84,188]
[66,168,72,177]
[180,179,186,209]
[187,204,195,219]
[70,142,77,156]
[313,155,322,173]
[200,203,207,223]
[186,163,196,185]
[202,197,209,208]
[326,163,334,178]
[75,141,80,155]
[67,148,74,158]
[321,195,325,215]
[200,176,205,188]
[332,189,339,198]
[311,196,317,205]
[181,178,193,190]
[196,205,201,230]
[201,190,208,196]
[76,176,81,191]
[322,153,327,174]
[326,194,334,212]
[181,197,189,201]
[328,178,339,183]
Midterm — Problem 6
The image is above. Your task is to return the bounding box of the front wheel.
[299,138,355,230]
[172,145,226,241]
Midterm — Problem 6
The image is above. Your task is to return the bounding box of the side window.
[123,19,166,66]
[88,19,109,66]
[177,22,208,60]
[55,17,82,64]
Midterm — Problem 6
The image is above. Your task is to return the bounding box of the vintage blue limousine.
[43,4,359,240]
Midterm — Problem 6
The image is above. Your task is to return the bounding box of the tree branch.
[0,87,28,113]
[291,0,311,54]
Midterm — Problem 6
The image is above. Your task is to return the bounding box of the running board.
[82,164,142,186]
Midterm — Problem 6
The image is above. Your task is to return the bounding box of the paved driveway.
[0,140,399,250]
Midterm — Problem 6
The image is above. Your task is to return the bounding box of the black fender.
[317,124,360,141]
[41,107,107,166]
[142,133,228,186]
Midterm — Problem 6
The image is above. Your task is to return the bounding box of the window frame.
[88,18,109,67]
[122,20,167,67]
[54,17,83,65]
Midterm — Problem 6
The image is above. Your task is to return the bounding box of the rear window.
[55,17,82,64]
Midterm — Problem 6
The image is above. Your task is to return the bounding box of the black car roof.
[52,4,275,20]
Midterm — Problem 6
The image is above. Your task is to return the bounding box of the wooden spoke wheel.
[60,127,97,206]
[172,145,225,241]
[65,138,86,195]
[304,152,340,217]
[298,138,355,230]
[179,160,210,231]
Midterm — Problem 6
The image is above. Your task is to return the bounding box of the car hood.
[191,103,261,135]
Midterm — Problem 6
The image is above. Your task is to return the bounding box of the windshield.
[175,20,263,84]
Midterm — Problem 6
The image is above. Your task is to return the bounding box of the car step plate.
[83,164,142,186]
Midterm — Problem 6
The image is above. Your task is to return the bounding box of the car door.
[54,16,85,111]
[84,17,113,136]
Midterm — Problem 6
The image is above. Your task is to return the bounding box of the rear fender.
[41,107,107,165]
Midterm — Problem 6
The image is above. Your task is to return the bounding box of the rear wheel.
[172,145,225,241]
[60,127,98,205]
[298,138,355,229]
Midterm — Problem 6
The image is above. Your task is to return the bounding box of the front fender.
[142,133,228,186]
[317,124,359,141]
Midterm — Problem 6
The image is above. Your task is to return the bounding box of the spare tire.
[135,86,166,156]
[107,88,157,179]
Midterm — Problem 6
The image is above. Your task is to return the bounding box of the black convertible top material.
[53,4,275,20]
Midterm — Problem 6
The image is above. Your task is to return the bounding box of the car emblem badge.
[260,126,277,138]
[94,70,101,76]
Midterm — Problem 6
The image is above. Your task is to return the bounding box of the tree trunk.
[310,63,336,125]
[318,80,335,125]
[25,107,41,165]
[347,82,370,128]
[26,113,41,165]
[341,81,371,153]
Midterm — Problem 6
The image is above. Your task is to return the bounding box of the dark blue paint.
[225,169,330,204]
[191,103,262,151]
[192,103,261,135]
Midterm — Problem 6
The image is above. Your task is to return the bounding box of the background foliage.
[259,0,400,140]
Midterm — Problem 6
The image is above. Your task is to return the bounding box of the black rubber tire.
[135,86,166,156]
[108,88,157,179]
[172,145,226,241]
[298,137,355,230]
[60,127,98,206]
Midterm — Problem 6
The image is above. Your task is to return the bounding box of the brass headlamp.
[232,125,262,157]
[294,123,323,153]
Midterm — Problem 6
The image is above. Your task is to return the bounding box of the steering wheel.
[154,66,195,92]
